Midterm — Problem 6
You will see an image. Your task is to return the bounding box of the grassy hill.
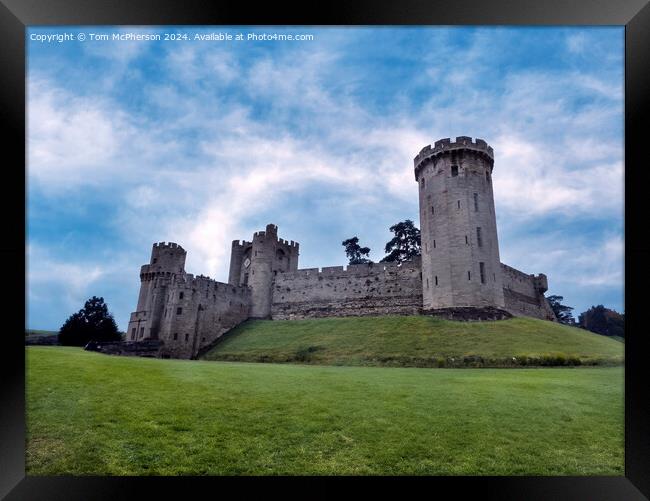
[26,346,623,475]
[201,316,624,367]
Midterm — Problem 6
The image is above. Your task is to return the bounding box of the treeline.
[546,296,624,338]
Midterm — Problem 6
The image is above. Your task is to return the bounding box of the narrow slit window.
[433,240,436,248]
[435,276,438,286]
[451,165,458,177]
[431,205,434,215]
[465,235,469,245]
[179,291,184,299]
[486,171,490,182]
[173,333,178,340]
[457,200,461,209]
[425,242,428,252]
[476,227,483,247]
[426,278,429,289]
[185,333,189,342]
[468,271,471,280]
[131,328,136,340]
[473,193,479,212]
[479,262,486,284]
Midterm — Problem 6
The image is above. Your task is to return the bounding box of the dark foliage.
[546,295,576,325]
[59,296,121,346]
[342,236,372,264]
[578,305,625,338]
[380,219,421,263]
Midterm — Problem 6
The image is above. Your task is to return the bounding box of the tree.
[380,219,421,263]
[342,236,372,264]
[59,296,121,346]
[546,295,575,325]
[578,305,625,338]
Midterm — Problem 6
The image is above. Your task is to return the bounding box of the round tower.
[131,242,187,340]
[414,136,505,311]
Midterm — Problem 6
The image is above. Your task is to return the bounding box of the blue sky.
[26,26,624,331]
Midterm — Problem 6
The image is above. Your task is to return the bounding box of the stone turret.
[229,224,299,318]
[415,137,505,312]
[128,242,187,342]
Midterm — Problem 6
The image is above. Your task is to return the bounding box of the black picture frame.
[2,1,649,499]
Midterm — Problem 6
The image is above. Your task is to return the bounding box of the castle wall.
[270,257,422,319]
[156,274,251,359]
[500,263,556,321]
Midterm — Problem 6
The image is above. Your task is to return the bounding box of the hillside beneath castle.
[200,316,623,367]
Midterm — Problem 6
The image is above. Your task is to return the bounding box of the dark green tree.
[380,219,421,263]
[546,295,575,325]
[58,296,121,346]
[342,236,372,264]
[578,305,625,338]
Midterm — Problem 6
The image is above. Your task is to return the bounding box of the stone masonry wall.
[156,274,251,359]
[270,257,422,319]
[500,263,556,321]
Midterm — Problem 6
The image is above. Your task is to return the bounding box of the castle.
[127,137,556,359]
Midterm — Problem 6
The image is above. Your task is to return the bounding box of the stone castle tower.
[228,223,299,318]
[414,137,505,311]
[130,242,187,341]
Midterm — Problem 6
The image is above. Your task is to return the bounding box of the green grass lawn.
[27,346,623,475]
[201,316,624,367]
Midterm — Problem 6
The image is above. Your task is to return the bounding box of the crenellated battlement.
[414,136,494,179]
[278,238,300,249]
[153,241,185,252]
[277,256,421,280]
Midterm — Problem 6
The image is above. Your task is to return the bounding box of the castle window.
[153,258,157,264]
[476,227,483,247]
[140,327,145,337]
[202,337,206,342]
[474,193,479,212]
[486,171,490,183]
[426,278,429,289]
[131,328,136,340]
[479,262,486,284]
[433,240,436,248]
[435,276,438,286]
[468,271,471,280]
[451,165,458,177]
[457,200,461,209]
[431,206,434,215]
[420,178,425,189]
[176,307,182,315]
[173,333,178,340]
[425,242,428,252]
[185,333,189,342]
[465,235,468,245]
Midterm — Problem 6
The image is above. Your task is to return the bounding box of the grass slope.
[27,346,623,475]
[201,316,624,367]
